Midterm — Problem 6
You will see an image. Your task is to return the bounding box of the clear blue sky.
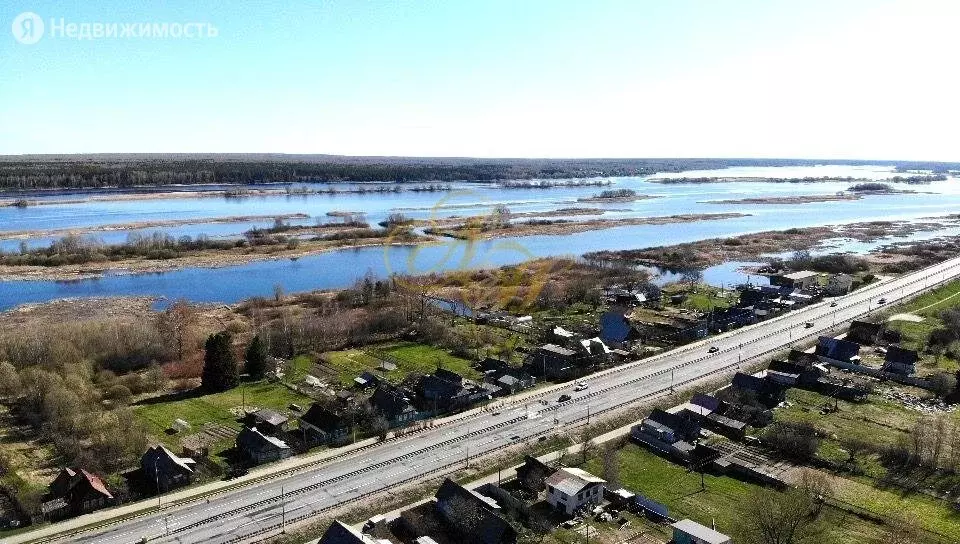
[2,1,958,159]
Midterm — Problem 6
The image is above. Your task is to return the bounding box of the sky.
[1,0,959,160]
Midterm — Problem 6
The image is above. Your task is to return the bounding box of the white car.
[574,382,589,391]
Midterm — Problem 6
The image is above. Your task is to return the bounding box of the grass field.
[883,279,960,374]
[769,387,960,538]
[134,381,313,450]
[321,341,479,387]
[584,444,894,543]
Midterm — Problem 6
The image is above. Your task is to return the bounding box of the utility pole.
[670,369,674,392]
[281,486,286,532]
[155,457,162,509]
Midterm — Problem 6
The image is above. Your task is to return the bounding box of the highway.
[20,254,960,544]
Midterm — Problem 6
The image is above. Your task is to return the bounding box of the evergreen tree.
[202,331,238,392]
[245,335,268,379]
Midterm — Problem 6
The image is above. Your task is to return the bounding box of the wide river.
[1,165,959,310]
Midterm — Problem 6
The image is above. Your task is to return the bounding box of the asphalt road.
[26,255,960,544]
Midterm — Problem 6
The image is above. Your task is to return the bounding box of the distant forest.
[1,154,959,191]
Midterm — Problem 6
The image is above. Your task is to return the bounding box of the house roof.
[599,311,632,343]
[886,345,918,366]
[252,408,289,427]
[434,368,464,384]
[497,374,519,386]
[237,427,290,452]
[545,467,605,497]
[769,359,808,375]
[782,271,818,280]
[354,372,379,387]
[300,404,349,431]
[142,444,196,474]
[634,495,669,518]
[553,326,576,338]
[435,478,500,510]
[580,338,611,355]
[370,385,415,418]
[848,320,881,343]
[540,344,576,357]
[671,519,730,544]
[53,468,114,500]
[816,336,860,361]
[319,520,379,544]
[690,393,721,412]
[80,469,113,499]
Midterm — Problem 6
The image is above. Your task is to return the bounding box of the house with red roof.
[40,467,113,520]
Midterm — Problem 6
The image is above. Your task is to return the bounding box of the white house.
[545,468,606,515]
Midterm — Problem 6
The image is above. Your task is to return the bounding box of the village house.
[369,384,419,427]
[417,369,485,414]
[731,372,787,407]
[770,270,819,290]
[140,444,196,492]
[299,403,352,446]
[847,320,882,345]
[631,408,700,460]
[883,345,919,375]
[434,478,517,544]
[245,408,290,436]
[40,468,113,520]
[515,455,552,492]
[825,273,854,295]
[236,426,292,464]
[545,468,606,516]
[815,336,862,365]
[526,344,579,380]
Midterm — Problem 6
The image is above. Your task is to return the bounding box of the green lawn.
[878,279,960,375]
[134,381,313,449]
[769,388,960,538]
[321,341,479,387]
[584,444,892,543]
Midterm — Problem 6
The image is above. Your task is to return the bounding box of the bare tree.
[797,469,834,517]
[0,361,21,397]
[601,443,621,489]
[156,299,199,361]
[738,488,820,544]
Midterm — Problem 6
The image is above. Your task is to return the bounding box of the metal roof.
[671,519,731,544]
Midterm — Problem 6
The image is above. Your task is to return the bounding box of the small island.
[577,188,657,203]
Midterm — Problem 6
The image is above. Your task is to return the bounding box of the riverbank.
[584,216,960,270]
[0,213,312,241]
[0,232,430,281]
[0,185,453,207]
[425,212,749,240]
[703,194,863,205]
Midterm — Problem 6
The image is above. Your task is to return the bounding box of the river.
[1,165,958,310]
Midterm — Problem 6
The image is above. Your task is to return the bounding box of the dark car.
[805,322,815,328]
[830,301,838,307]
[558,394,572,402]
[708,346,719,354]
[877,298,887,304]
